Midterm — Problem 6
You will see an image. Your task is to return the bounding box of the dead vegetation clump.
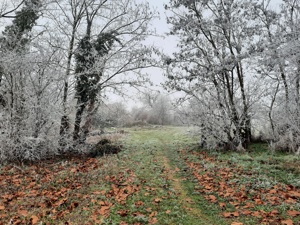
[88,138,122,158]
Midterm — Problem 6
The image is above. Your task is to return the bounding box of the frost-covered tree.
[139,91,172,125]
[73,31,121,142]
[164,0,263,149]
[245,0,300,152]
[68,0,157,144]
[0,0,49,161]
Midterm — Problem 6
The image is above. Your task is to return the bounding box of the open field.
[0,126,300,224]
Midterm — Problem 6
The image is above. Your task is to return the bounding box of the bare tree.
[164,0,263,149]
[139,91,172,125]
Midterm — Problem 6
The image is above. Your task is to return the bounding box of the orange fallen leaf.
[223,212,239,218]
[153,198,161,204]
[287,210,300,217]
[0,205,5,210]
[93,190,106,195]
[254,198,264,205]
[92,214,102,224]
[289,191,300,198]
[252,211,262,217]
[117,209,129,217]
[219,202,226,208]
[231,222,243,225]
[166,210,171,214]
[270,209,279,215]
[232,211,239,217]
[149,217,158,224]
[135,201,145,207]
[149,211,158,217]
[240,210,252,215]
[70,168,77,173]
[99,205,110,216]
[31,215,39,225]
[223,212,231,218]
[133,212,145,217]
[208,195,217,203]
[281,219,294,225]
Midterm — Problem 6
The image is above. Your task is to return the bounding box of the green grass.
[116,126,236,224]
[114,126,212,224]
[208,143,300,187]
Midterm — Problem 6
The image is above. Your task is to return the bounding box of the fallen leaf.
[232,211,239,217]
[92,214,102,224]
[117,209,129,217]
[281,219,294,225]
[287,210,300,217]
[231,222,243,225]
[93,190,106,195]
[149,211,158,217]
[219,202,226,208]
[208,195,217,203]
[133,212,145,217]
[149,217,158,224]
[70,168,77,173]
[185,198,194,203]
[135,201,144,207]
[241,210,252,215]
[223,212,239,218]
[289,191,300,198]
[223,212,232,218]
[0,205,5,210]
[99,205,110,216]
[153,198,161,204]
[166,210,171,214]
[252,211,262,217]
[270,209,279,215]
[254,198,264,205]
[31,215,39,225]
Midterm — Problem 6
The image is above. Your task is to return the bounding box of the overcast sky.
[112,0,284,108]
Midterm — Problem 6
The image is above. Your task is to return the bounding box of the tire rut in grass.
[161,153,214,224]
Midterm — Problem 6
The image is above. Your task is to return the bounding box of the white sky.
[109,0,284,108]
[107,0,177,106]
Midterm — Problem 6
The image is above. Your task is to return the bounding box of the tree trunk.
[59,24,76,141]
[81,98,97,143]
[73,101,86,142]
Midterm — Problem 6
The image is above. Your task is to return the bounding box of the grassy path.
[122,126,223,224]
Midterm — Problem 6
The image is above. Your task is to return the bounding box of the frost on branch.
[164,0,300,152]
